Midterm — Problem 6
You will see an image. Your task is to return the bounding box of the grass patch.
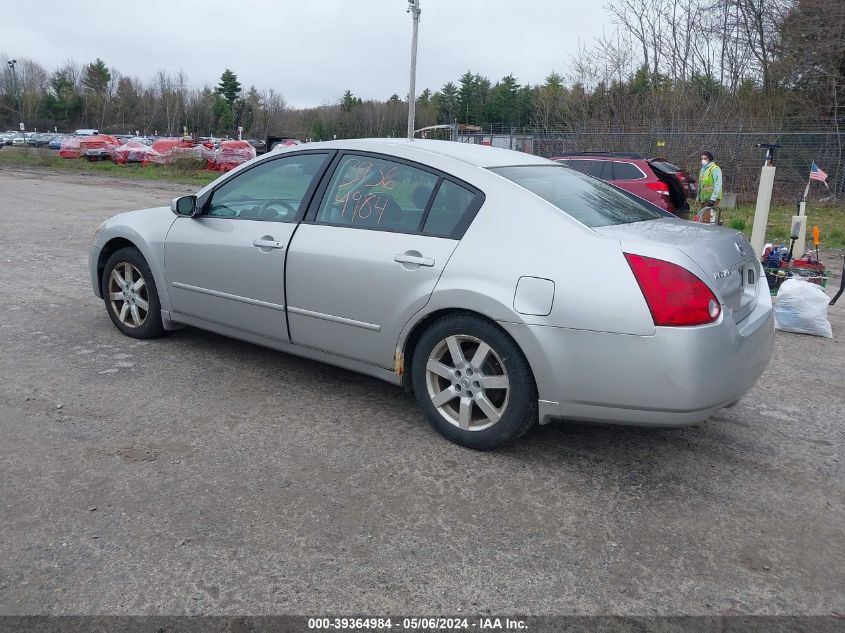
[720,202,845,249]
[0,147,218,186]
[727,217,746,232]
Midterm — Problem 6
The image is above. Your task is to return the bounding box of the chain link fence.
[461,125,844,205]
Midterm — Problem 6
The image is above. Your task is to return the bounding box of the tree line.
[0,0,840,141]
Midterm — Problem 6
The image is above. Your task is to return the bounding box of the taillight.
[624,253,721,326]
[646,181,670,195]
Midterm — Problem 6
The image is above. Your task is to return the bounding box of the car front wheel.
[411,314,537,450]
[101,247,164,339]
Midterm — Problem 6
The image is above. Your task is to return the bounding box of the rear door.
[164,151,332,340]
[285,152,484,368]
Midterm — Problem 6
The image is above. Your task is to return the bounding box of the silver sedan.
[89,139,774,449]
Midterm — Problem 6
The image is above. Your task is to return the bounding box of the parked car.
[58,136,82,159]
[210,139,257,171]
[74,129,100,136]
[143,137,211,167]
[48,135,66,150]
[268,137,302,151]
[552,152,696,215]
[89,139,773,449]
[113,139,157,164]
[26,133,55,147]
[11,133,30,146]
[246,139,267,154]
[4,130,21,140]
[79,134,120,161]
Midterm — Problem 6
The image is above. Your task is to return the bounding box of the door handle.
[253,238,284,249]
[394,253,434,267]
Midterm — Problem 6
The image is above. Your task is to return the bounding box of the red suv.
[552,152,697,216]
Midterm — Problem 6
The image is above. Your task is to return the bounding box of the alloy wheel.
[108,262,149,328]
[424,334,510,432]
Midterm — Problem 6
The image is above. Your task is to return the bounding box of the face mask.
[701,159,709,166]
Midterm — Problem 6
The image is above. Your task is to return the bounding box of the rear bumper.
[501,279,774,427]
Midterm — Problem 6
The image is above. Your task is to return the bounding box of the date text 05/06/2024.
[307,617,528,630]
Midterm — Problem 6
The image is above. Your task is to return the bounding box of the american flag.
[810,162,828,186]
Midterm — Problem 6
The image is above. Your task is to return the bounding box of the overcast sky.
[6,0,614,107]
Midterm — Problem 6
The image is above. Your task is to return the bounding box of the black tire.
[411,313,537,450]
[101,246,165,339]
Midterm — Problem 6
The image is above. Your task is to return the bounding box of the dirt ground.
[0,166,843,616]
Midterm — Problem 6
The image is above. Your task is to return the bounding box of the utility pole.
[7,59,19,129]
[406,0,421,141]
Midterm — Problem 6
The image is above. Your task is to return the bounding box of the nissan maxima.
[89,139,774,449]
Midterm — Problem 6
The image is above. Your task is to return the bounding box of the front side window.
[207,153,328,221]
[490,165,669,227]
[316,155,438,232]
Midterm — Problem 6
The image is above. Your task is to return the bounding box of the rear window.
[490,165,668,227]
[650,160,681,173]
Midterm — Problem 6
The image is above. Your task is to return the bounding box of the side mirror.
[171,195,199,217]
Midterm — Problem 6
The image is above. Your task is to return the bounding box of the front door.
[164,151,331,340]
[285,152,483,368]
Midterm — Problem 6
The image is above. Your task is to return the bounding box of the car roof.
[554,151,644,159]
[278,138,554,169]
[553,154,645,162]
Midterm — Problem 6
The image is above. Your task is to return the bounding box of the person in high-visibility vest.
[696,150,722,224]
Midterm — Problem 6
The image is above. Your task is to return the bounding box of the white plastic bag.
[774,279,833,337]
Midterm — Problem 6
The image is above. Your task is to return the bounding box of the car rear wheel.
[102,247,164,339]
[411,314,537,450]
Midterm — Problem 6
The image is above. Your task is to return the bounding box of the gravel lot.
[0,167,843,616]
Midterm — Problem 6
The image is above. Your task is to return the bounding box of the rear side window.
[422,180,476,237]
[585,160,611,179]
[316,154,438,232]
[612,162,646,180]
[490,165,668,227]
[565,159,611,179]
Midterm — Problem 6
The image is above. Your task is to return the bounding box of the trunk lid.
[596,218,759,323]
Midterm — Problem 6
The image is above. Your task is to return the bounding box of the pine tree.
[216,69,242,106]
[82,59,110,94]
[341,90,361,112]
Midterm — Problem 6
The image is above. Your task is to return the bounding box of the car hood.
[100,205,174,238]
[110,205,172,223]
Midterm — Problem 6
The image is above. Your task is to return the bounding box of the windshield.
[490,165,670,227]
